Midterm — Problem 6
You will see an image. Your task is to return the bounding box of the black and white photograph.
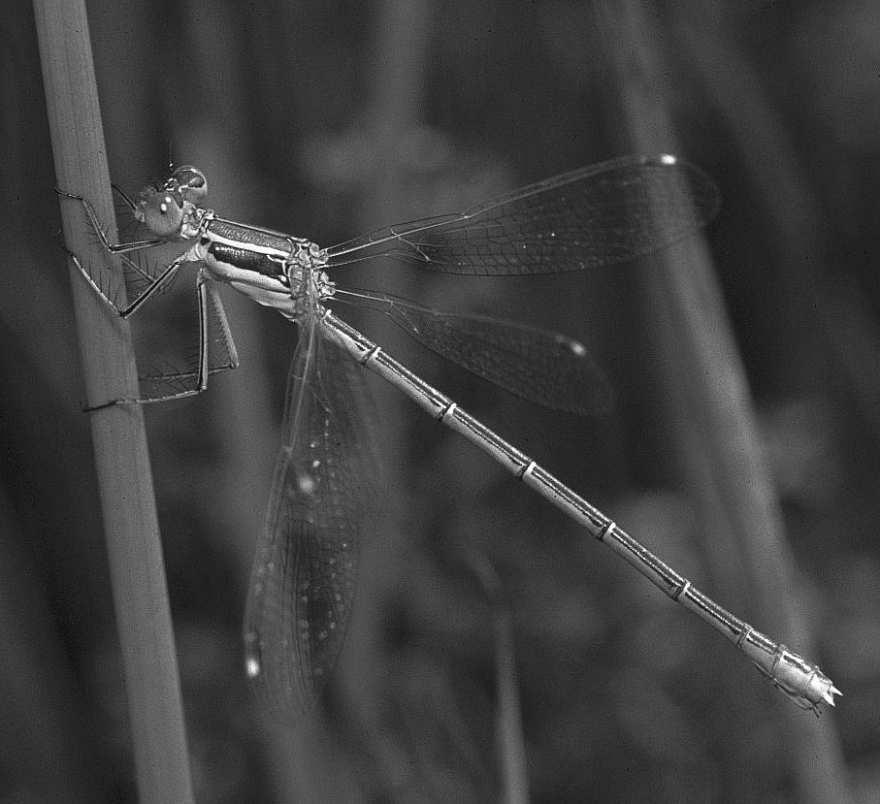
[1,1,877,801]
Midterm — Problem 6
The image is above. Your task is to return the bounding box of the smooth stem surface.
[469,554,529,804]
[32,1,194,801]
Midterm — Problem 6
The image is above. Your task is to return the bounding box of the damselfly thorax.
[131,165,335,321]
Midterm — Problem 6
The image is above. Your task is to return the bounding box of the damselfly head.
[133,166,207,238]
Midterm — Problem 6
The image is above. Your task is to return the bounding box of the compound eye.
[135,188,185,237]
[170,165,208,204]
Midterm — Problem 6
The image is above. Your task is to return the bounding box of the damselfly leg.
[57,185,239,405]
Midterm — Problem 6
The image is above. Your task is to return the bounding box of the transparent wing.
[325,154,720,275]
[332,289,612,414]
[243,315,378,711]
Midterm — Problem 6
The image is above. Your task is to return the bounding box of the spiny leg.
[57,185,190,317]
[64,253,232,409]
[55,188,161,254]
[64,246,186,319]
[58,186,237,409]
[133,273,241,398]
[202,275,240,373]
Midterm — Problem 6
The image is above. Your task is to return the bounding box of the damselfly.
[58,154,839,714]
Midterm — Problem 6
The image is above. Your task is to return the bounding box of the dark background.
[2,0,879,801]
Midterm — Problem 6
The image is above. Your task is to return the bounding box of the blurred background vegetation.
[3,0,880,801]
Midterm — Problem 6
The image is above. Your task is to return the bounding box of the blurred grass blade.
[32,1,194,801]
[468,552,529,804]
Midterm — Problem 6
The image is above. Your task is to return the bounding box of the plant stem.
[32,1,194,801]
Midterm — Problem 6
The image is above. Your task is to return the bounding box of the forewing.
[243,316,378,712]
[325,155,719,275]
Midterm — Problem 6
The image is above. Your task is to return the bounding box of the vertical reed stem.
[32,2,194,801]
